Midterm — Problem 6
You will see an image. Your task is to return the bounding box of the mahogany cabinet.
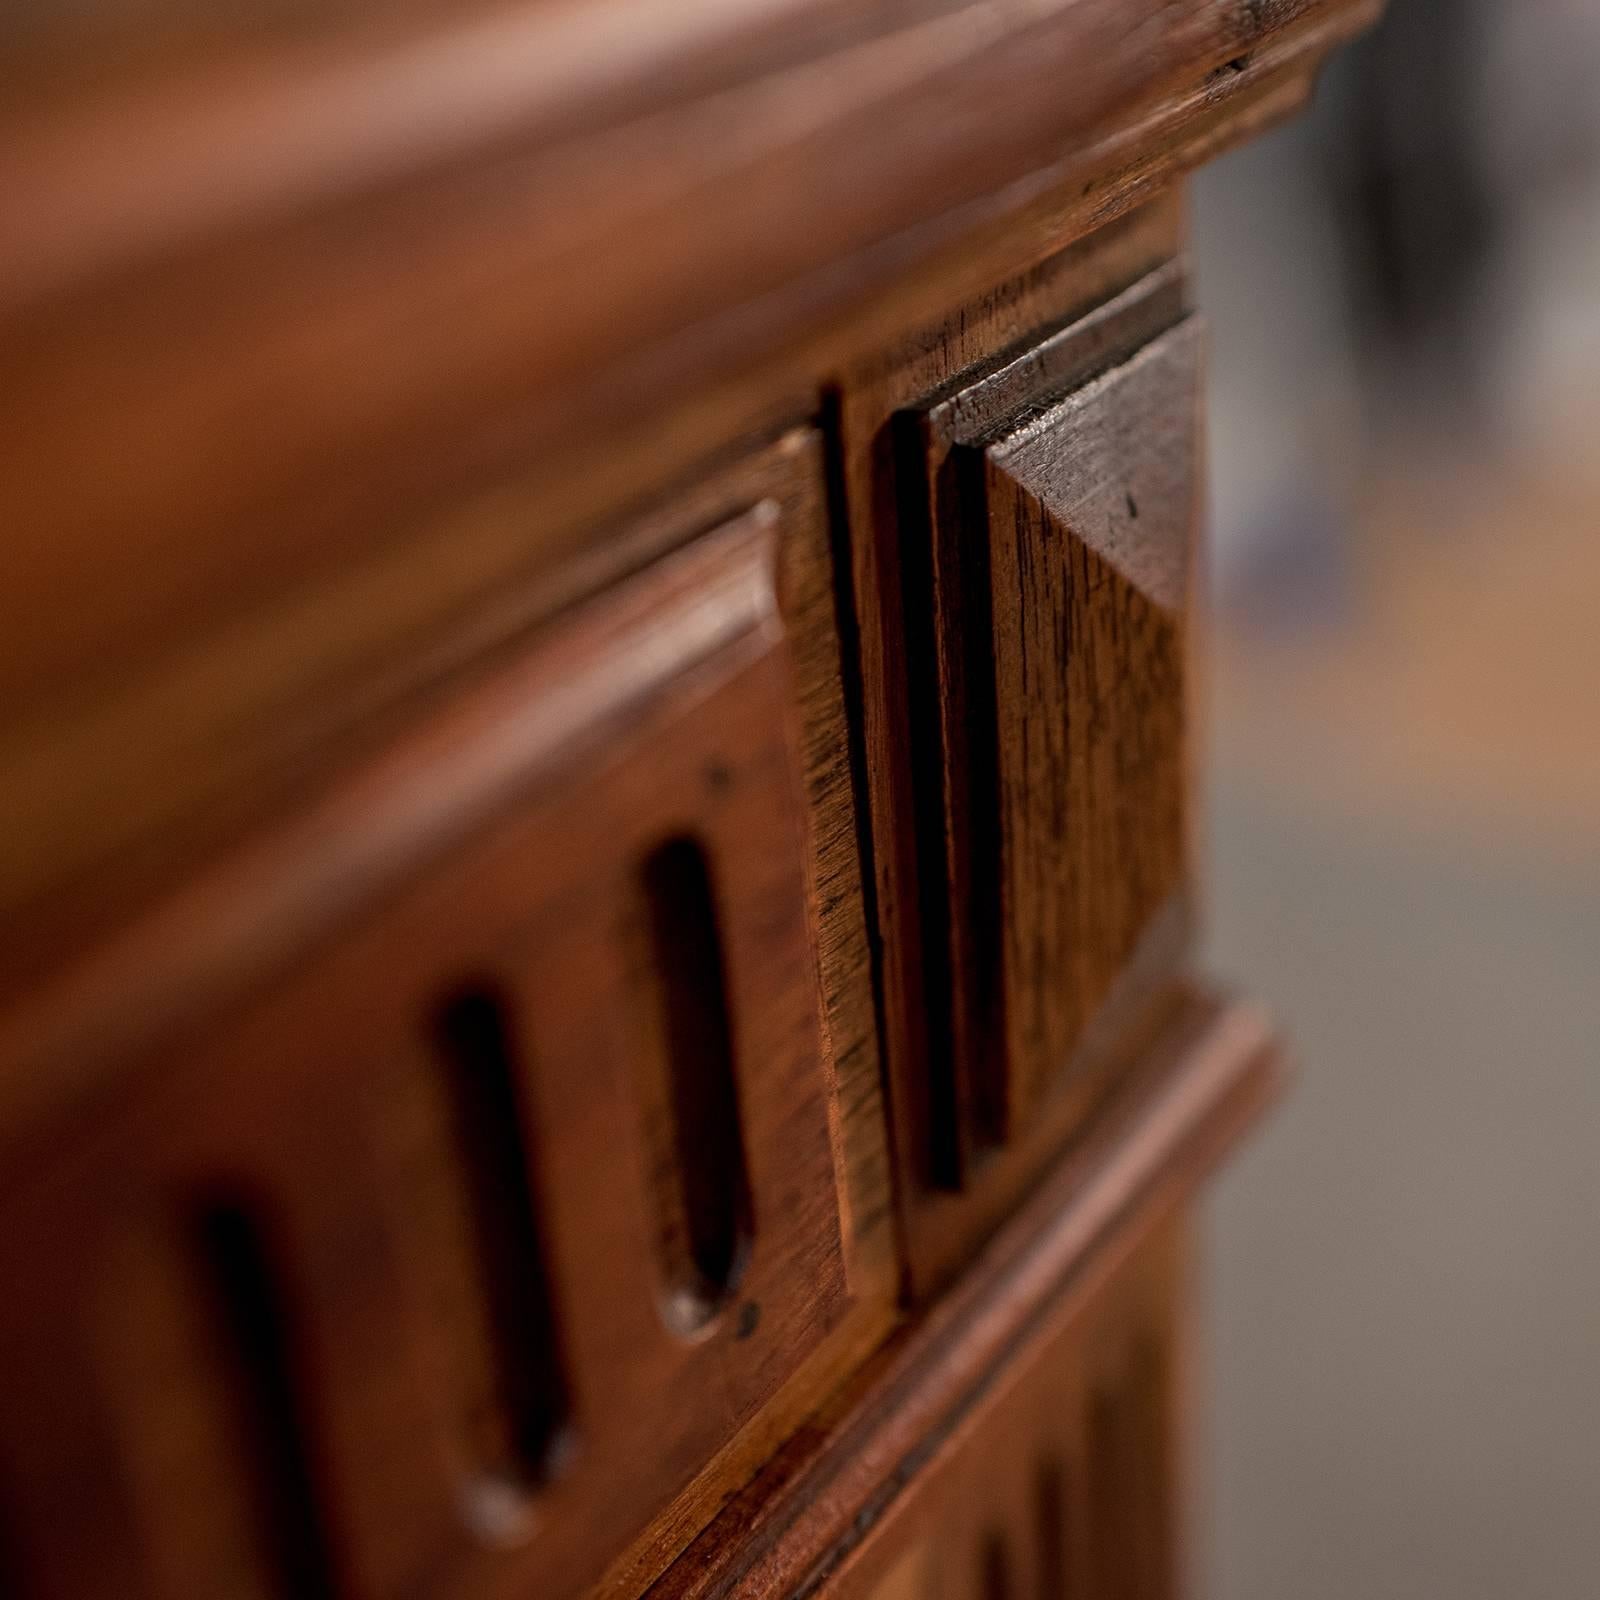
[0,2,1378,1597]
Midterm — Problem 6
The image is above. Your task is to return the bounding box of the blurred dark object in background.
[1331,0,1600,444]
[1195,2,1600,1597]
[1334,0,1495,421]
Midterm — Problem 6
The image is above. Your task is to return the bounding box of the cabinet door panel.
[0,435,894,1600]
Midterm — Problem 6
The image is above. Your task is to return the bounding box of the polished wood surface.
[0,438,897,1600]
[836,203,1209,1297]
[0,0,1378,940]
[0,2,1378,1595]
[649,990,1279,1600]
[913,274,1197,1161]
[821,1220,1189,1600]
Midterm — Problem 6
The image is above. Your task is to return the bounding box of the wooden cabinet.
[0,437,896,1600]
[823,1224,1187,1600]
[0,3,1380,1598]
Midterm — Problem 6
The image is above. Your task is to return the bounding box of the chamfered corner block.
[844,225,1206,1297]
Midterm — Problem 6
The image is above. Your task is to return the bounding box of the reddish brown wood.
[644,990,1280,1600]
[0,0,1384,1592]
[0,63,1346,945]
[917,271,1201,1160]
[0,0,1379,863]
[0,0,1380,309]
[0,437,896,1600]
[838,213,1209,1296]
[820,1222,1189,1600]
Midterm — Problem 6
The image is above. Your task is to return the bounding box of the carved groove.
[1034,1454,1069,1600]
[980,1532,1012,1600]
[1088,1334,1172,1600]
[1088,1381,1130,1600]
[192,1198,338,1600]
[945,442,1009,1154]
[435,985,573,1488]
[892,409,965,1190]
[636,836,753,1333]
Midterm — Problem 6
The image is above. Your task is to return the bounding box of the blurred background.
[1194,1,1600,1595]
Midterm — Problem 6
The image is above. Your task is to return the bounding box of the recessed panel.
[0,435,894,1600]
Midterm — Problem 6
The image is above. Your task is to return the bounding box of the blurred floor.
[1198,353,1600,1596]
[1211,451,1600,861]
[1204,771,1600,1600]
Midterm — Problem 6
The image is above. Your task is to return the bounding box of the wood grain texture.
[820,1222,1188,1600]
[840,200,1185,1285]
[0,1,1384,1593]
[0,0,1379,805]
[0,436,857,1159]
[641,988,1280,1600]
[0,433,896,1600]
[839,211,1206,1295]
[0,55,1350,945]
[0,0,1384,307]
[923,288,1202,1158]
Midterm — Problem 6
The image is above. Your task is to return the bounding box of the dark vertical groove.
[980,1532,1013,1600]
[891,408,964,1190]
[1128,1336,1174,1600]
[1089,1383,1130,1600]
[1034,1455,1068,1600]
[1090,1343,1174,1600]
[816,385,889,1073]
[435,985,572,1484]
[948,442,1006,1149]
[193,1199,338,1600]
[639,836,753,1322]
[0,1478,36,1599]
